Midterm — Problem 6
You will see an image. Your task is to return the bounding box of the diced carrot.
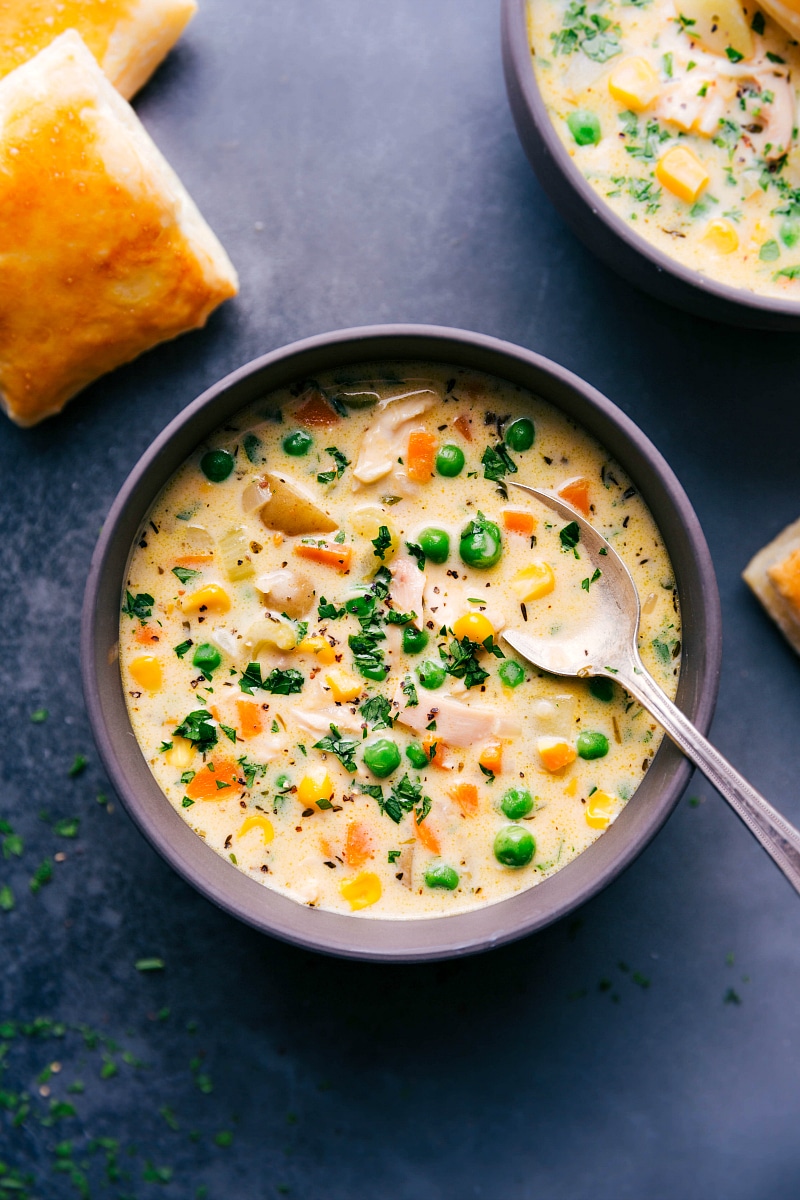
[453,413,473,442]
[478,739,503,774]
[135,625,160,645]
[236,700,263,739]
[345,821,372,868]
[537,738,577,773]
[208,705,221,721]
[273,533,284,547]
[503,510,536,536]
[558,477,591,515]
[174,554,214,567]
[406,431,437,482]
[185,759,241,801]
[294,542,352,573]
[414,816,441,855]
[294,389,340,426]
[450,782,479,816]
[423,736,453,770]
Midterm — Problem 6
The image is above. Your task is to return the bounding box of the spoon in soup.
[503,482,800,896]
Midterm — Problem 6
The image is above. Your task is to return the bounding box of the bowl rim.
[81,323,722,962]
[501,0,800,323]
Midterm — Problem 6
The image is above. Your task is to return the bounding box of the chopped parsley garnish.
[174,639,193,658]
[173,709,218,754]
[481,442,518,483]
[751,10,765,32]
[551,1,622,61]
[295,621,309,643]
[219,723,238,744]
[774,264,800,280]
[384,609,415,624]
[766,50,785,63]
[405,541,426,570]
[725,46,744,62]
[348,631,387,679]
[318,597,345,621]
[239,663,304,695]
[172,567,200,585]
[439,636,489,689]
[360,695,394,730]
[388,850,401,864]
[652,631,680,664]
[313,725,359,773]
[401,676,419,707]
[371,566,392,602]
[370,773,432,825]
[371,525,393,560]
[180,770,196,784]
[581,568,602,591]
[316,446,350,485]
[560,521,581,555]
[30,708,48,723]
[122,591,154,622]
[621,114,671,160]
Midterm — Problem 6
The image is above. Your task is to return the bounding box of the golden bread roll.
[0,0,197,99]
[0,30,238,427]
[743,516,800,654]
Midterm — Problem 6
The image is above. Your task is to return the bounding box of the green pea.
[363,738,401,778]
[577,730,609,760]
[424,863,459,890]
[504,417,535,451]
[406,743,429,769]
[494,825,535,868]
[498,660,525,688]
[282,428,313,456]
[192,643,221,676]
[589,677,614,702]
[345,592,375,619]
[500,788,534,820]
[402,626,429,655]
[459,516,502,570]
[567,109,601,147]
[200,449,234,482]
[416,660,446,690]
[781,220,800,248]
[418,527,450,564]
[436,444,465,477]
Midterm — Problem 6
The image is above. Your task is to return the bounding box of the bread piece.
[743,516,800,654]
[0,31,238,427]
[0,0,197,99]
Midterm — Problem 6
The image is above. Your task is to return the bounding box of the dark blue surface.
[2,1,800,1196]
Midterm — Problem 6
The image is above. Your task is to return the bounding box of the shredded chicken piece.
[353,389,438,485]
[390,555,426,622]
[290,705,362,735]
[392,687,521,746]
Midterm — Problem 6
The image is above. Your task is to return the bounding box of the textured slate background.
[2,1,800,1196]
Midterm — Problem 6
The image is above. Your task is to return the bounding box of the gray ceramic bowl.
[501,0,800,330]
[82,325,721,961]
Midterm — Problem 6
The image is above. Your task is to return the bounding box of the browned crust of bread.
[743,516,800,655]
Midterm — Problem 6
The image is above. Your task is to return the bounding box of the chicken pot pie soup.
[528,0,800,298]
[119,364,681,918]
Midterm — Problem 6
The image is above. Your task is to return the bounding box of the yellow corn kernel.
[513,562,555,602]
[237,814,275,844]
[297,636,336,665]
[585,789,618,830]
[537,737,577,773]
[181,584,231,616]
[165,735,194,770]
[296,770,334,809]
[452,612,495,643]
[129,655,162,691]
[608,57,660,111]
[703,219,739,255]
[339,871,382,911]
[655,146,709,204]
[324,667,362,703]
[564,776,579,797]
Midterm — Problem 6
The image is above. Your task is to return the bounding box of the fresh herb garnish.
[122,591,154,622]
[317,446,350,485]
[384,609,415,624]
[313,724,359,772]
[174,639,193,658]
[219,724,238,744]
[481,442,518,483]
[360,696,394,730]
[581,568,602,591]
[239,663,304,695]
[243,432,263,463]
[371,525,393,560]
[388,850,401,864]
[725,46,744,62]
[348,630,387,679]
[439,636,489,689]
[401,676,419,707]
[173,709,218,753]
[318,597,345,620]
[172,567,200,586]
[405,542,426,570]
[551,1,622,61]
[560,521,581,555]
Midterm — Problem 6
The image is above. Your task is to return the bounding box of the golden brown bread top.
[0,0,197,98]
[743,516,800,655]
[0,31,238,427]
[768,547,800,615]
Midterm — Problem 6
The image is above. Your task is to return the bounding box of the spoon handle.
[616,664,800,896]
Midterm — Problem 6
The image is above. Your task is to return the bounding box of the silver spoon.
[503,482,800,896]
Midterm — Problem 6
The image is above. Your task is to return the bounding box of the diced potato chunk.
[655,146,709,203]
[165,736,194,769]
[608,57,660,111]
[219,527,254,581]
[677,0,753,58]
[259,472,337,536]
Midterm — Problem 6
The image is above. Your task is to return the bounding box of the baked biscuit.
[0,0,197,99]
[743,516,800,655]
[0,31,238,427]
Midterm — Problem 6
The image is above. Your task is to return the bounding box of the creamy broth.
[119,364,680,918]
[529,0,800,298]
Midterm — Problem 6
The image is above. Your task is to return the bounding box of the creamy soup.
[119,364,680,918]
[529,0,800,298]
